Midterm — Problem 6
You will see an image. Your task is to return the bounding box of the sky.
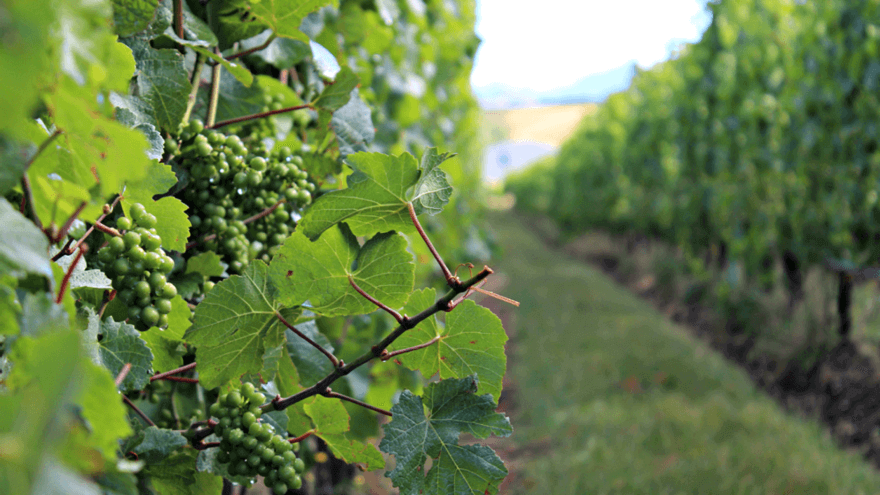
[470,0,712,92]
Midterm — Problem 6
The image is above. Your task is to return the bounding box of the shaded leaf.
[331,88,375,157]
[149,450,222,495]
[250,0,337,43]
[379,377,511,495]
[321,432,385,470]
[125,38,191,132]
[240,30,311,68]
[111,0,159,37]
[284,319,334,385]
[96,317,154,393]
[110,92,164,160]
[0,198,52,279]
[313,67,359,110]
[132,427,188,463]
[411,148,454,216]
[185,252,225,278]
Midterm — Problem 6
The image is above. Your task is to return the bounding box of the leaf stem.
[92,221,121,237]
[269,266,493,411]
[115,363,132,388]
[123,395,156,427]
[160,376,200,383]
[322,388,392,417]
[206,48,221,128]
[288,431,314,444]
[151,362,197,382]
[381,336,440,361]
[348,276,405,323]
[19,173,42,230]
[51,238,75,262]
[209,104,312,130]
[407,202,457,288]
[56,244,86,303]
[182,52,207,125]
[275,312,339,367]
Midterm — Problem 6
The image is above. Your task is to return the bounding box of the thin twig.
[56,245,86,303]
[323,389,392,417]
[195,441,220,450]
[276,313,339,367]
[209,104,311,130]
[151,362,197,382]
[51,238,75,262]
[123,395,156,427]
[98,290,115,318]
[160,376,200,383]
[20,174,42,230]
[348,276,405,323]
[52,201,88,243]
[471,285,520,307]
[65,196,123,257]
[407,203,456,287]
[115,363,133,388]
[173,0,185,39]
[92,221,121,237]
[226,34,276,61]
[381,336,440,361]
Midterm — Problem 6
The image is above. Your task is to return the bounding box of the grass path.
[482,211,880,494]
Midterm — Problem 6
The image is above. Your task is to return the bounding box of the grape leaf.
[321,432,385,470]
[310,39,340,78]
[132,427,188,463]
[96,317,154,393]
[312,67,359,110]
[250,0,337,43]
[149,450,222,495]
[185,261,298,389]
[185,252,225,278]
[389,290,507,402]
[330,88,375,157]
[125,38,191,132]
[78,360,136,459]
[111,0,159,37]
[0,280,19,335]
[140,329,186,372]
[284,319,334,385]
[52,247,112,290]
[110,92,164,160]
[154,35,254,87]
[269,225,415,316]
[261,410,289,437]
[298,149,454,240]
[304,396,349,434]
[122,161,191,252]
[0,198,52,279]
[379,376,511,495]
[411,148,455,216]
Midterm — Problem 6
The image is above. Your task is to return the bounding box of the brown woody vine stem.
[322,388,392,417]
[381,336,440,361]
[173,0,184,40]
[348,276,405,323]
[266,266,492,412]
[92,221,121,237]
[209,104,311,130]
[51,238,75,262]
[52,201,88,244]
[276,313,339,368]
[161,376,200,383]
[61,196,123,258]
[225,34,276,61]
[407,202,458,288]
[288,431,313,444]
[123,395,156,427]
[151,362,197,382]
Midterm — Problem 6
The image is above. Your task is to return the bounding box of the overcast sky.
[470,0,711,92]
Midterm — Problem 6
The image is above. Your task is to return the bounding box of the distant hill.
[474,61,636,110]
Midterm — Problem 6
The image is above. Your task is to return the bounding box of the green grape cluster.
[225,94,285,144]
[173,119,316,273]
[242,147,316,262]
[209,382,305,492]
[97,203,177,331]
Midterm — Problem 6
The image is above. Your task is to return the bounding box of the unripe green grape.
[112,258,131,275]
[204,281,215,293]
[243,436,259,450]
[293,458,305,473]
[160,282,177,299]
[123,231,141,249]
[250,157,267,171]
[279,465,296,481]
[136,295,152,308]
[118,289,136,305]
[217,450,231,464]
[108,236,126,254]
[157,313,169,328]
[289,475,302,490]
[144,251,162,270]
[226,391,243,407]
[98,247,115,264]
[127,245,146,263]
[150,272,167,289]
[160,256,175,274]
[247,170,263,187]
[117,216,133,231]
[128,305,141,321]
[257,463,271,476]
[248,422,263,437]
[130,260,145,275]
[298,190,311,203]
[141,307,160,326]
[272,454,286,466]
[134,280,151,299]
[140,213,158,229]
[155,298,173,314]
[130,203,147,223]
[188,119,204,134]
[209,402,221,417]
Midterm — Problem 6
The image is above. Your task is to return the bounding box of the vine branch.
[407,202,457,288]
[173,0,185,40]
[381,336,439,361]
[322,388,392,417]
[123,395,156,427]
[206,48,221,128]
[151,362,197,382]
[52,201,88,244]
[115,363,132,388]
[182,52,207,125]
[54,196,123,260]
[56,245,86,303]
[225,34,276,61]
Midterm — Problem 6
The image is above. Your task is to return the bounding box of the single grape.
[117,216,133,231]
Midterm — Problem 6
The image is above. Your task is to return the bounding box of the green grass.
[488,211,880,494]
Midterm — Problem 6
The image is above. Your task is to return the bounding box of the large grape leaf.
[185,252,225,278]
[0,198,52,280]
[122,161,191,252]
[96,317,154,393]
[185,262,298,389]
[124,38,191,132]
[298,149,453,240]
[284,320,335,385]
[249,0,338,43]
[379,376,511,495]
[321,432,385,470]
[303,396,349,434]
[388,290,507,402]
[110,92,164,160]
[269,225,415,316]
